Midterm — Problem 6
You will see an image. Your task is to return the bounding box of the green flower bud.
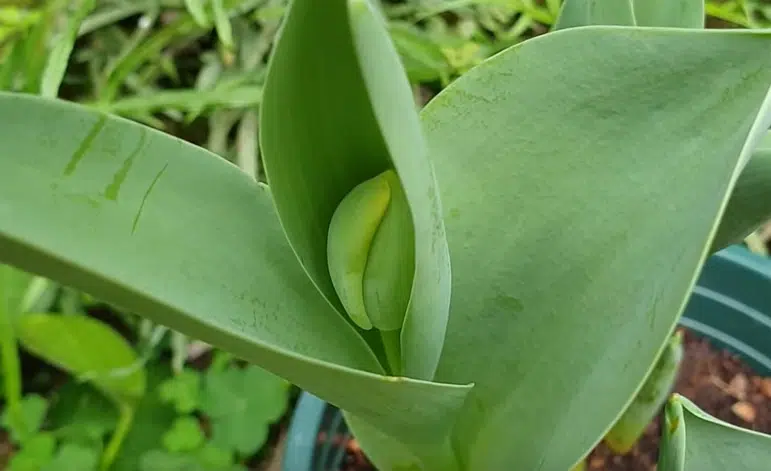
[327,169,415,332]
[604,330,684,454]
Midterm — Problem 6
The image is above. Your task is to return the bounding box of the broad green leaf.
[162,416,205,453]
[1,394,48,444]
[633,0,704,28]
[662,394,771,470]
[344,412,429,471]
[200,365,287,455]
[16,313,146,405]
[260,0,453,381]
[423,27,771,470]
[7,432,55,471]
[42,443,100,471]
[0,92,471,452]
[553,0,635,29]
[712,133,771,251]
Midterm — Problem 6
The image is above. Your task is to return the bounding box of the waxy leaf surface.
[0,93,470,451]
[260,0,452,380]
[423,26,771,470]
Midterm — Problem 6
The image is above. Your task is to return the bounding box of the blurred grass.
[2,0,764,154]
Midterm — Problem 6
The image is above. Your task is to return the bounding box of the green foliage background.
[0,0,768,470]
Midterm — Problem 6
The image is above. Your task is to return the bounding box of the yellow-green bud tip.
[327,169,415,331]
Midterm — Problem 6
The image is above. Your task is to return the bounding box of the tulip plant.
[1,0,771,469]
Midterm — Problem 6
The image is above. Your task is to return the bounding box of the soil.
[320,329,771,471]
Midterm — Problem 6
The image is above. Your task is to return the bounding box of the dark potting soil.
[320,329,771,471]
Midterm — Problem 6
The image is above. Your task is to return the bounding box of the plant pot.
[281,245,771,471]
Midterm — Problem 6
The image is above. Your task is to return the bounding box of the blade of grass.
[78,2,150,36]
[99,15,199,103]
[212,0,234,49]
[41,0,96,98]
[20,5,56,93]
[99,9,161,91]
[95,86,262,114]
[207,108,242,156]
[0,266,23,443]
[100,403,135,471]
[235,108,259,179]
[705,1,750,26]
[184,0,210,27]
[0,38,24,90]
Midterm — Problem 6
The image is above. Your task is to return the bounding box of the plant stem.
[380,329,402,376]
[0,267,24,439]
[100,402,135,471]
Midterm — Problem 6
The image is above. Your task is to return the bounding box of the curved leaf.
[0,93,471,450]
[346,0,452,380]
[604,331,683,454]
[554,0,635,29]
[423,27,771,470]
[633,0,704,28]
[16,313,146,404]
[666,394,771,471]
[344,412,442,471]
[712,133,771,251]
[658,395,686,471]
[260,0,391,313]
[261,0,452,380]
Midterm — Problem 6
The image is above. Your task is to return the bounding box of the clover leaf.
[158,369,201,414]
[162,416,205,453]
[200,365,289,456]
[1,394,48,444]
[42,443,99,471]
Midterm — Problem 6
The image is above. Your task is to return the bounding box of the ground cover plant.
[1,1,771,470]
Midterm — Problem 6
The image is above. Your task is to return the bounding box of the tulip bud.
[327,169,415,333]
[604,330,684,454]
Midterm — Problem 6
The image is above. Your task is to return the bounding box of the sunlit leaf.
[16,313,146,405]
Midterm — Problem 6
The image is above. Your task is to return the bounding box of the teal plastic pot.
[282,245,771,471]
